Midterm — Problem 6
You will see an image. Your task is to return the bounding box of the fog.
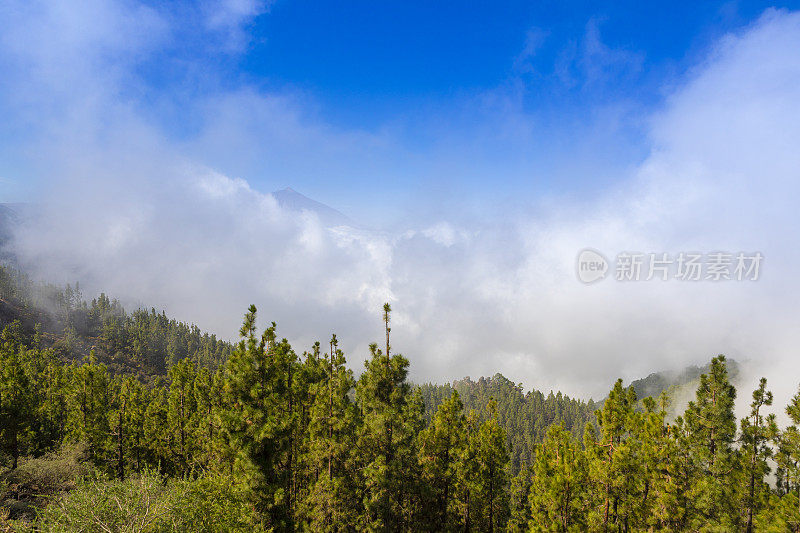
[1,2,799,410]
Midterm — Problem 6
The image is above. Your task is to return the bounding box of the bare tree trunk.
[179,391,185,471]
[488,469,494,533]
[329,338,334,482]
[11,420,19,470]
[117,397,126,480]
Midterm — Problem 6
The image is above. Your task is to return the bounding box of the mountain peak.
[271,188,355,227]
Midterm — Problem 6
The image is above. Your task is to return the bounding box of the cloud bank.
[1,3,799,405]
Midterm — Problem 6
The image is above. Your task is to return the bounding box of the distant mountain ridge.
[271,187,355,227]
[419,373,598,475]
[625,359,740,401]
[0,204,17,236]
[601,359,745,420]
[0,188,355,247]
[0,204,22,261]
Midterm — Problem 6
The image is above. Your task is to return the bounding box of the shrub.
[7,443,90,493]
[170,474,267,532]
[33,471,266,532]
[1,443,91,524]
[34,470,175,532]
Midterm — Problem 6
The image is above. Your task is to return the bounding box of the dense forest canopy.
[0,265,232,377]
[2,265,800,531]
[420,377,597,476]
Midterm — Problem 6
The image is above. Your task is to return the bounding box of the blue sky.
[23,0,787,224]
[2,1,800,397]
[3,1,799,221]
[242,0,771,120]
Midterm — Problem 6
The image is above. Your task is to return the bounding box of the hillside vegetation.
[2,265,800,531]
[0,266,232,378]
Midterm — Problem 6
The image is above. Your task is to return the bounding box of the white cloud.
[200,0,271,51]
[1,2,799,411]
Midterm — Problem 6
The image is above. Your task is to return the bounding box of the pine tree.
[144,380,171,474]
[774,386,800,530]
[64,352,110,465]
[417,390,467,531]
[299,334,361,531]
[507,464,532,532]
[193,365,220,470]
[683,355,740,529]
[107,375,135,480]
[167,358,197,474]
[584,379,637,530]
[0,342,34,469]
[291,340,328,518]
[356,304,424,532]
[35,346,68,453]
[528,424,587,532]
[19,272,800,533]
[740,377,777,532]
[456,400,510,533]
[125,377,147,474]
[637,394,688,530]
[218,305,296,530]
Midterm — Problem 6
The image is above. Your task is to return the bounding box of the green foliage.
[529,424,587,531]
[218,306,296,529]
[774,386,800,529]
[167,359,197,475]
[36,471,176,532]
[506,464,532,532]
[298,335,361,530]
[0,337,35,470]
[171,474,269,532]
[4,278,800,531]
[34,471,266,532]
[417,390,466,531]
[419,374,596,475]
[683,355,740,530]
[740,377,778,531]
[0,264,232,377]
[4,443,90,492]
[453,402,510,532]
[0,443,91,524]
[355,305,426,531]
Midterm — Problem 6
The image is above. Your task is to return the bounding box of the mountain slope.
[0,204,20,258]
[271,187,355,227]
[0,264,232,380]
[419,374,598,474]
[625,359,740,401]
